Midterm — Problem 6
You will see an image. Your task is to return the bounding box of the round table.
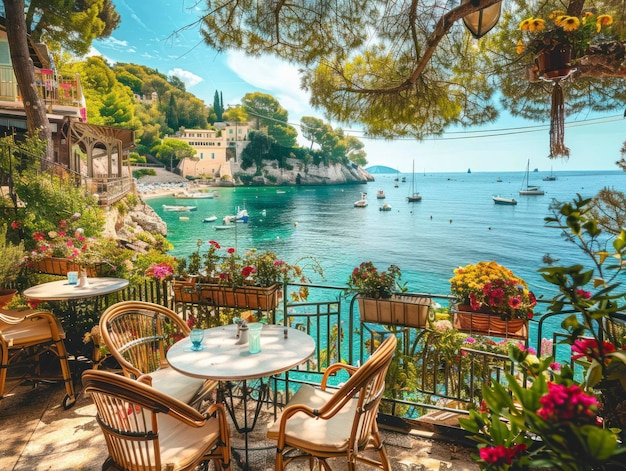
[167,324,315,380]
[167,324,315,470]
[23,277,129,301]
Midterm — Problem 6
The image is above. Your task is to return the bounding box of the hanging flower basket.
[357,295,433,328]
[453,305,528,339]
[172,279,280,311]
[535,42,573,80]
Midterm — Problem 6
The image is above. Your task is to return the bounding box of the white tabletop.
[22,278,129,301]
[167,324,316,381]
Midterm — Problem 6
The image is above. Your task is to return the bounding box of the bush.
[132,169,157,179]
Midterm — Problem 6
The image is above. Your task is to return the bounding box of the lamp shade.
[462,0,502,39]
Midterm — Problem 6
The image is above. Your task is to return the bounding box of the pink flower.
[571,338,616,362]
[479,444,526,465]
[537,382,598,424]
[58,220,67,228]
[508,296,522,309]
[33,232,45,241]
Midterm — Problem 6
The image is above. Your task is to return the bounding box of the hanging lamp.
[462,0,502,39]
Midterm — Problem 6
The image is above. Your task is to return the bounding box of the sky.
[90,0,626,173]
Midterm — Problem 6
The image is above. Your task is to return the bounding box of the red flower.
[576,288,592,299]
[241,265,256,278]
[27,299,40,309]
[33,232,45,241]
[10,220,20,229]
[209,240,220,249]
[227,247,235,254]
[508,296,522,309]
[571,338,616,362]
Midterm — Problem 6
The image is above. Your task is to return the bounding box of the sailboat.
[543,166,557,181]
[519,160,545,195]
[407,161,422,202]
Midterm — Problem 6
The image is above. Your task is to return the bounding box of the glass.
[189,329,204,351]
[67,271,78,285]
[247,323,263,354]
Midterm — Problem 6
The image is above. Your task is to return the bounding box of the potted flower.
[347,261,432,328]
[449,261,536,338]
[172,241,322,310]
[517,10,614,79]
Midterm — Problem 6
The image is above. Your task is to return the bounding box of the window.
[211,153,215,159]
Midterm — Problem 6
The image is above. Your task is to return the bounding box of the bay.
[147,169,625,300]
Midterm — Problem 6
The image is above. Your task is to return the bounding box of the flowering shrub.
[450,261,536,320]
[145,262,174,280]
[517,10,614,59]
[346,261,405,299]
[459,345,624,470]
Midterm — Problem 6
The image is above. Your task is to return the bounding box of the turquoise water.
[147,169,625,300]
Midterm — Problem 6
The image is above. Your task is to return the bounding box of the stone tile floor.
[0,376,479,471]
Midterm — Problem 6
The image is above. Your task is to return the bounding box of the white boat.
[173,191,215,199]
[407,161,422,202]
[162,205,197,212]
[519,160,545,195]
[376,190,386,199]
[179,216,190,221]
[215,225,235,230]
[223,208,249,223]
[379,203,392,211]
[202,216,218,223]
[354,192,368,207]
[493,196,517,205]
[543,167,557,181]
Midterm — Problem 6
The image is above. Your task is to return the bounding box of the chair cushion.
[158,412,222,470]
[267,384,358,453]
[149,367,206,404]
[0,312,64,346]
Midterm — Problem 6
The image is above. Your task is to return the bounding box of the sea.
[146,169,625,308]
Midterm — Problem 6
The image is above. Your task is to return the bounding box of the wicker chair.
[99,301,215,407]
[0,309,76,409]
[267,334,397,471]
[82,369,230,471]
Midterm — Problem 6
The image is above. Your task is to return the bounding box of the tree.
[197,0,626,147]
[241,92,297,147]
[150,139,196,169]
[213,90,223,121]
[223,104,249,124]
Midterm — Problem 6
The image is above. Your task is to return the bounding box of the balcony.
[0,66,84,118]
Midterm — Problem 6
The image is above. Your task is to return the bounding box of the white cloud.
[97,36,129,50]
[225,51,314,118]
[169,68,203,88]
[85,46,117,65]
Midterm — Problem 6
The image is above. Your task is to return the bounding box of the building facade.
[172,122,250,179]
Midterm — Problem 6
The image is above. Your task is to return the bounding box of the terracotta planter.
[453,305,528,339]
[0,288,18,308]
[536,43,572,80]
[172,280,280,310]
[357,295,433,328]
[33,257,99,277]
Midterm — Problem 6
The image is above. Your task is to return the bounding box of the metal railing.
[23,275,622,429]
[0,66,82,108]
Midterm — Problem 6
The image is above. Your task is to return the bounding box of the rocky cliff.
[230,158,374,186]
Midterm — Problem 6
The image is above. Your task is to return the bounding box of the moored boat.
[173,191,215,199]
[376,190,385,199]
[354,192,368,207]
[163,204,197,211]
[407,161,422,202]
[379,203,392,211]
[203,216,218,223]
[519,160,545,195]
[493,196,517,205]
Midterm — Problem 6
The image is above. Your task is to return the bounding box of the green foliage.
[242,92,297,147]
[150,139,196,167]
[346,261,406,299]
[129,152,145,163]
[0,227,24,284]
[132,169,157,179]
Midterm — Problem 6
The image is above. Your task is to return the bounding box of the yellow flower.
[516,40,525,55]
[582,11,593,24]
[548,10,566,20]
[560,16,581,31]
[596,14,613,32]
[529,18,546,33]
[519,18,533,31]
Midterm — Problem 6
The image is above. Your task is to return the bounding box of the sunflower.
[560,16,581,32]
[596,14,613,32]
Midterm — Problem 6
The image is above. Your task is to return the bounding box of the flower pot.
[453,305,528,339]
[357,295,433,328]
[536,43,573,80]
[172,280,280,311]
[0,288,17,308]
[33,257,99,277]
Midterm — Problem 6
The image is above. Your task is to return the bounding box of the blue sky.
[91,0,626,173]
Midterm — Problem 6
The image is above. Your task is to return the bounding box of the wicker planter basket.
[33,257,99,277]
[357,295,433,328]
[453,305,528,339]
[172,280,280,311]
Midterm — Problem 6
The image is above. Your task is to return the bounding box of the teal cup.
[67,271,78,285]
[247,323,263,354]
